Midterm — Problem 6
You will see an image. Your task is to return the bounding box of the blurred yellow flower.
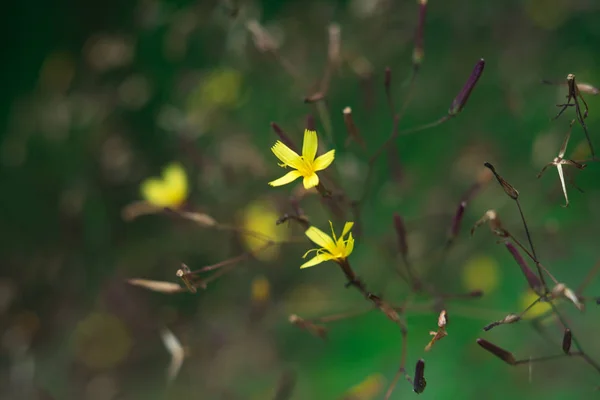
[140,162,188,208]
[343,373,386,400]
[241,200,290,261]
[190,68,243,110]
[251,276,270,303]
[520,289,552,319]
[301,221,354,269]
[462,255,500,294]
[269,129,335,189]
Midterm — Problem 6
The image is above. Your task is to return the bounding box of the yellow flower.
[268,129,335,189]
[301,221,355,269]
[141,162,188,208]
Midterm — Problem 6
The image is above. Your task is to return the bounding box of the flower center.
[297,157,315,176]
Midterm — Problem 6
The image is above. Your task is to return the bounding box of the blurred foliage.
[3,0,600,399]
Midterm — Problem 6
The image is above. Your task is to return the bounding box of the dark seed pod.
[476,338,517,365]
[449,59,485,116]
[393,213,409,258]
[413,359,427,394]
[562,328,572,354]
[505,242,542,292]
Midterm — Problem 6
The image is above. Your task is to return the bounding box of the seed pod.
[562,328,572,354]
[448,59,485,116]
[505,242,543,292]
[413,359,427,394]
[449,201,466,240]
[484,162,519,200]
[476,338,517,365]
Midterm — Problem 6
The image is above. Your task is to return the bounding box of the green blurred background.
[3,0,600,399]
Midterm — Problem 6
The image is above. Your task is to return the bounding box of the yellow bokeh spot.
[251,276,270,303]
[187,68,243,111]
[73,312,132,370]
[462,255,500,294]
[140,162,188,208]
[240,200,289,262]
[344,373,386,400]
[520,290,552,320]
[284,284,329,316]
[525,0,571,30]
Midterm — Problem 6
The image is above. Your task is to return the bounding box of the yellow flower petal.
[303,173,319,189]
[344,233,355,256]
[268,170,302,187]
[163,163,188,200]
[313,149,335,171]
[302,129,318,162]
[305,226,336,251]
[300,253,335,269]
[271,141,303,170]
[141,180,182,208]
[140,163,188,208]
[341,221,354,238]
[329,220,337,242]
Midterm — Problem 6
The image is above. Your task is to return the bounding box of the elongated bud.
[384,67,392,92]
[449,201,466,241]
[484,162,519,200]
[562,328,572,354]
[342,107,366,148]
[393,213,409,258]
[449,59,485,116]
[413,0,427,67]
[328,24,341,67]
[127,279,184,294]
[505,242,542,292]
[577,82,599,95]
[476,338,516,365]
[413,359,427,394]
[483,313,520,332]
[270,122,298,152]
[304,92,326,103]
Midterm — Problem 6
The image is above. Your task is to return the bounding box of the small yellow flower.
[301,221,355,269]
[268,129,335,189]
[140,162,188,208]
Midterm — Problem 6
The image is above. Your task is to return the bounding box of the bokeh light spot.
[73,312,132,370]
[462,255,500,294]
